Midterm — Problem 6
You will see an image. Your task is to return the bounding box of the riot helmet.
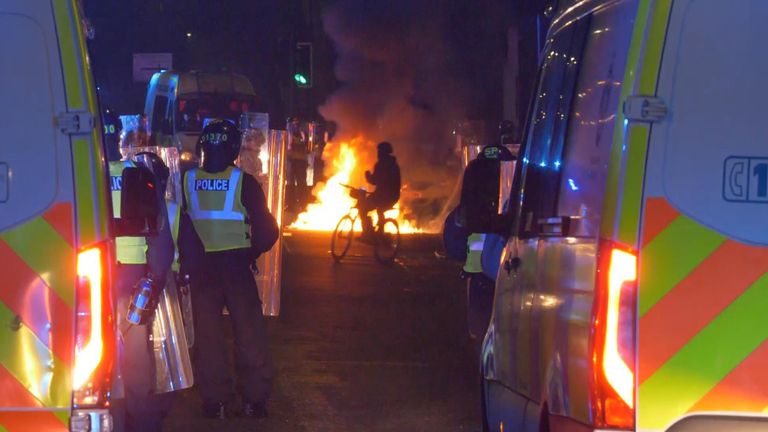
[102,107,123,162]
[197,119,241,173]
[479,142,515,161]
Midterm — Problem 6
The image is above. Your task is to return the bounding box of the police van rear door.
[636,1,768,430]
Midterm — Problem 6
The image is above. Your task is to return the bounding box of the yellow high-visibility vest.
[463,233,485,274]
[109,160,148,264]
[183,166,250,252]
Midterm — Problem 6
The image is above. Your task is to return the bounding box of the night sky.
[84,0,519,133]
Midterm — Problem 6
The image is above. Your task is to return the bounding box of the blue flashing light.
[568,178,579,191]
[539,161,547,168]
[554,160,561,169]
[523,157,530,164]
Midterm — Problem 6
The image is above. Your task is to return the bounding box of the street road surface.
[163,232,481,432]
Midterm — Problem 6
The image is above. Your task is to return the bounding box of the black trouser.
[191,248,273,405]
[466,272,495,341]
[357,194,394,235]
[114,264,172,432]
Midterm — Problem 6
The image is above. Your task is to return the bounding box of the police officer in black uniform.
[178,120,278,419]
[103,108,175,432]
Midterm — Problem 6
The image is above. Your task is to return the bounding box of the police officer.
[104,108,174,432]
[458,140,515,342]
[178,119,278,419]
[287,121,309,211]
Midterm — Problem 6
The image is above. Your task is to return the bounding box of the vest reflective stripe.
[184,167,250,252]
[463,233,485,273]
[109,161,147,264]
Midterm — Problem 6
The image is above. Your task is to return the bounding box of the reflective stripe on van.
[633,0,768,429]
[0,203,76,428]
[638,197,768,429]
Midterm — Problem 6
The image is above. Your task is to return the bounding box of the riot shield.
[239,119,287,316]
[119,143,196,392]
[498,144,520,215]
[239,112,270,179]
[151,273,194,393]
[306,121,323,187]
[456,120,485,168]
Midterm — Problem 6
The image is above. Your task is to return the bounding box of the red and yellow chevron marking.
[0,203,75,430]
[0,412,68,432]
[638,197,768,429]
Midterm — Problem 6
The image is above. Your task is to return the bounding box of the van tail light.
[590,241,637,429]
[74,244,115,407]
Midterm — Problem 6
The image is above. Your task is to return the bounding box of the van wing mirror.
[113,167,160,236]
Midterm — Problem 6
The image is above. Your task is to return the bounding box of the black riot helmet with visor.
[197,119,241,173]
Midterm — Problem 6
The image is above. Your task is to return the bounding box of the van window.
[0,12,59,230]
[176,94,255,133]
[151,95,170,134]
[517,19,588,236]
[556,0,636,237]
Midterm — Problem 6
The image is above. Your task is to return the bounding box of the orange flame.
[290,137,421,233]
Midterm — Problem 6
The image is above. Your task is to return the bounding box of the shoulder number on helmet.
[201,132,229,144]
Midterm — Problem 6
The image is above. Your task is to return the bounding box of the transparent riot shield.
[238,124,287,316]
[498,160,517,215]
[120,144,195,393]
[239,112,270,179]
[306,121,322,187]
[498,143,521,215]
[152,273,194,393]
[456,120,485,168]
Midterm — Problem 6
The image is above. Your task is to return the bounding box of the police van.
[1,1,159,430]
[144,70,258,168]
[481,0,768,431]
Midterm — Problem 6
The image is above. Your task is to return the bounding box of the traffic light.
[294,42,313,88]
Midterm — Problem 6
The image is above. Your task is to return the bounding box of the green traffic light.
[294,73,308,85]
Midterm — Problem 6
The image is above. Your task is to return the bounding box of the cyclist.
[358,141,401,243]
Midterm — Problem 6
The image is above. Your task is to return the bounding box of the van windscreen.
[176,94,254,132]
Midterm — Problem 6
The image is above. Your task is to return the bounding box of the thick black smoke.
[319,0,511,229]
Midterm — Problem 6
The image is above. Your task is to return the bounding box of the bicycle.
[330,185,401,264]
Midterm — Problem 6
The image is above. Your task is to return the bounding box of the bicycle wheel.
[331,215,355,262]
[374,218,400,264]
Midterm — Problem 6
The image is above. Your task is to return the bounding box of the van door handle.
[504,257,522,274]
